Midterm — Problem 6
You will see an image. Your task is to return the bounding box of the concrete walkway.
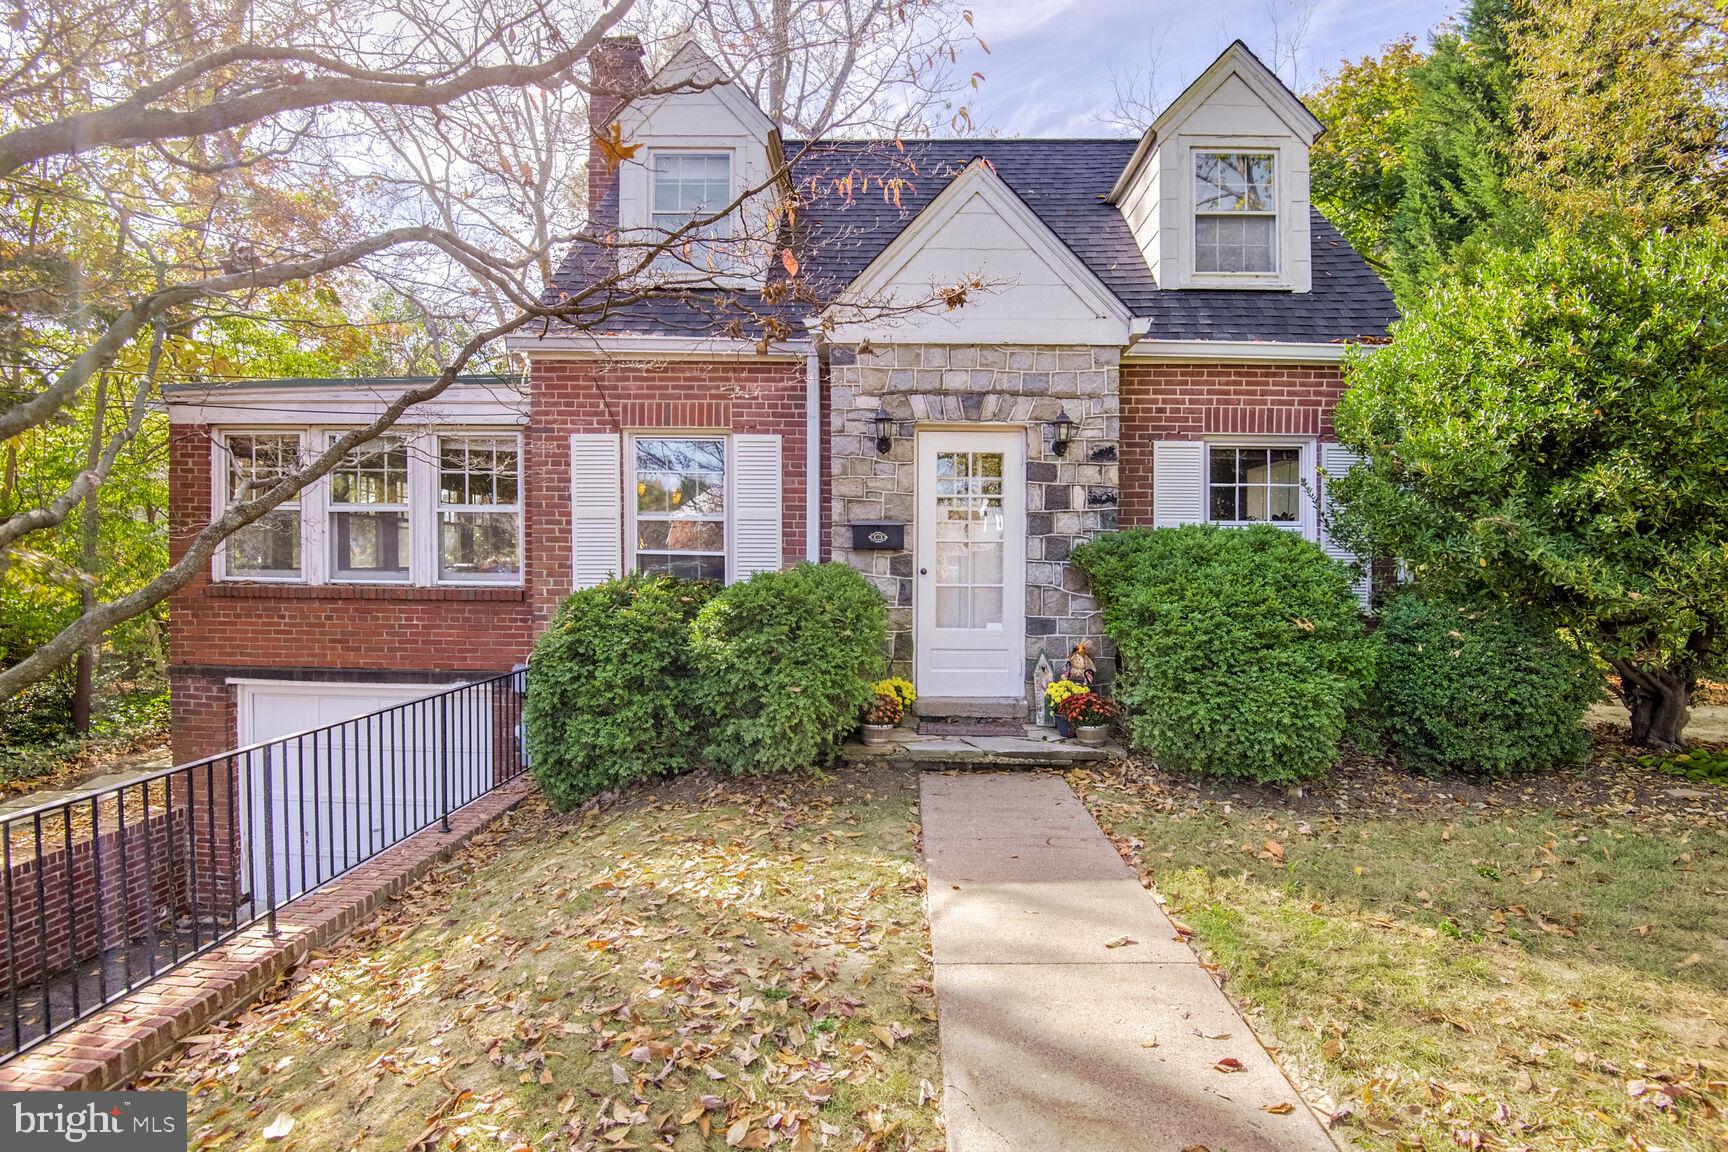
[922,772,1335,1152]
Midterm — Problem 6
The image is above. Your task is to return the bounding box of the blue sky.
[963,0,1460,137]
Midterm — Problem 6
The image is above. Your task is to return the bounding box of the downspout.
[805,349,822,562]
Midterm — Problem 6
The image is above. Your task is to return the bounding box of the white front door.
[915,430,1026,699]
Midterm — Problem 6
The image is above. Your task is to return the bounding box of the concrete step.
[912,696,1027,720]
[840,724,1125,767]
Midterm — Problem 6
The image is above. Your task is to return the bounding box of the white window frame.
[434,432,526,587]
[625,432,732,583]
[1192,149,1278,277]
[325,432,411,584]
[210,427,524,588]
[214,429,309,584]
[647,149,735,271]
[1203,436,1316,537]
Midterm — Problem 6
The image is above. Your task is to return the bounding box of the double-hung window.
[328,435,409,581]
[437,436,522,583]
[1208,445,1303,525]
[650,151,732,270]
[632,437,727,581]
[224,432,304,579]
[1194,151,1277,274]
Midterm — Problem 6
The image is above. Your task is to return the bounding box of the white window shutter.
[1152,440,1206,527]
[1318,442,1371,607]
[569,434,622,589]
[731,434,783,579]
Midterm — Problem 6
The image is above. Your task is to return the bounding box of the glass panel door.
[932,450,1006,630]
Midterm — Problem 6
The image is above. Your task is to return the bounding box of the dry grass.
[1072,761,1728,1152]
[143,767,940,1152]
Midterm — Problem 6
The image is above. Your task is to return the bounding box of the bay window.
[632,436,727,581]
[1194,151,1277,274]
[215,428,523,587]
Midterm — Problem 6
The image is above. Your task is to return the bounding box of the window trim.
[210,426,524,588]
[624,431,732,583]
[214,429,308,584]
[434,432,526,587]
[647,148,736,271]
[1202,436,1316,537]
[1192,148,1279,277]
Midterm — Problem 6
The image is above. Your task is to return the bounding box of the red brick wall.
[1119,361,1347,526]
[525,356,809,624]
[0,805,189,990]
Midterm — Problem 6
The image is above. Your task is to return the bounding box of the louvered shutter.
[569,434,622,589]
[1152,441,1206,527]
[1318,442,1371,607]
[731,434,783,579]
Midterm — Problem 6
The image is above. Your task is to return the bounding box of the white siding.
[730,433,783,578]
[1152,441,1207,527]
[570,434,623,589]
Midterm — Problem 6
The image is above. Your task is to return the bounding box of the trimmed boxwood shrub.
[525,573,714,809]
[1372,592,1599,776]
[1072,525,1376,784]
[690,562,888,776]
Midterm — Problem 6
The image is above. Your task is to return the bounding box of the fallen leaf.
[1104,935,1138,949]
[262,1115,295,1141]
[1214,1057,1245,1073]
[1262,1102,1295,1115]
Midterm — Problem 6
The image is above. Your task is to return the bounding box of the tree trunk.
[72,375,107,736]
[1610,658,1691,751]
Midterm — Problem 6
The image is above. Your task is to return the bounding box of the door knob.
[919,568,928,575]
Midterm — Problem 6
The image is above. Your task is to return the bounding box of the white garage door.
[236,681,495,906]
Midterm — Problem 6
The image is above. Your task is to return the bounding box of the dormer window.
[650,150,732,269]
[1194,151,1277,274]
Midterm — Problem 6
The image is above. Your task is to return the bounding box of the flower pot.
[1075,723,1111,746]
[860,723,897,747]
[1055,715,1074,739]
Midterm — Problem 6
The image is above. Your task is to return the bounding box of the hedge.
[1072,525,1376,783]
[1372,592,1599,776]
[525,563,887,807]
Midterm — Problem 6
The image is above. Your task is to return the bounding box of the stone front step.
[911,696,1028,720]
[840,724,1124,767]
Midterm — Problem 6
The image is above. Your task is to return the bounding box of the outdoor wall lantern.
[874,408,894,454]
[1048,408,1077,457]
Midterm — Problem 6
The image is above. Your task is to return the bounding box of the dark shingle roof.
[543,137,1396,345]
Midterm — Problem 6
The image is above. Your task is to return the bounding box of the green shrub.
[1072,525,1376,784]
[1372,592,1598,776]
[525,573,715,809]
[690,563,887,776]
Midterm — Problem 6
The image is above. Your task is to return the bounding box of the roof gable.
[613,39,778,140]
[824,157,1134,346]
[1107,40,1323,204]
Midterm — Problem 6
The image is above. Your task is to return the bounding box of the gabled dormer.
[594,39,784,287]
[1107,41,1323,293]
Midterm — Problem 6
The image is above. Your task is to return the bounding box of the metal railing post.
[261,746,278,937]
[439,692,452,833]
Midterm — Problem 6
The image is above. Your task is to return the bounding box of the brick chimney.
[587,36,648,226]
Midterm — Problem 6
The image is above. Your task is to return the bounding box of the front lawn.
[144,766,940,1152]
[1074,739,1728,1152]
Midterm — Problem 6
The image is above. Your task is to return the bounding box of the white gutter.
[805,351,822,562]
[1124,339,1364,364]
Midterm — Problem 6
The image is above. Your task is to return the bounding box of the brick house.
[164,37,1395,762]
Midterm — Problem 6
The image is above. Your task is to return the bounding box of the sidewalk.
[921,771,1336,1152]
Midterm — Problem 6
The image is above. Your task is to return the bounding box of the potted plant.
[1056,691,1119,745]
[860,678,915,746]
[1044,679,1089,738]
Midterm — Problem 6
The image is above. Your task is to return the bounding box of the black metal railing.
[0,667,528,1063]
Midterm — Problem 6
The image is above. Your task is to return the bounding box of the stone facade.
[829,343,1118,710]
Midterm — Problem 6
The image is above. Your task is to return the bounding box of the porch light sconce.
[1048,408,1077,457]
[874,408,894,454]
